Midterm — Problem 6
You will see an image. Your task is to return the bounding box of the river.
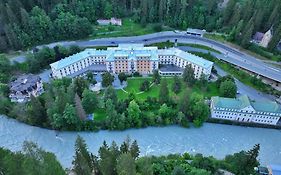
[0,115,281,168]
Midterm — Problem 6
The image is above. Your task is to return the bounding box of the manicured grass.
[93,108,107,121]
[90,18,172,39]
[117,77,159,101]
[117,77,219,101]
[191,83,220,98]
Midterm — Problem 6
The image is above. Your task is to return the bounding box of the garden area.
[116,77,219,101]
[90,18,171,39]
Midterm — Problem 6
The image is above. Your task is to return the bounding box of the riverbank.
[1,115,281,168]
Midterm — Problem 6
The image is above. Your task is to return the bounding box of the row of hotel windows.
[59,59,105,75]
[116,67,128,70]
[254,119,274,123]
[214,109,281,116]
[215,115,275,124]
[214,111,278,119]
[160,72,183,76]
[159,55,173,59]
[113,57,152,60]
[159,57,202,70]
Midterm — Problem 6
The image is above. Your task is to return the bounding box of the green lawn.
[90,18,172,39]
[117,77,181,101]
[117,77,158,100]
[93,108,107,121]
[147,42,221,54]
[180,43,221,54]
[117,77,219,101]
[191,83,220,98]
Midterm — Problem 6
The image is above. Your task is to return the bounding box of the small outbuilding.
[97,18,122,26]
[186,28,206,37]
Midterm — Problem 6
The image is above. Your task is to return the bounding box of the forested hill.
[0,0,280,52]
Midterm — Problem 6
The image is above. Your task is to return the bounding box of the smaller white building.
[9,74,44,103]
[97,18,122,26]
[186,28,206,37]
[210,95,281,125]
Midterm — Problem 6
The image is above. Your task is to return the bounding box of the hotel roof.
[50,49,107,70]
[212,95,281,114]
[50,44,213,70]
[159,48,213,69]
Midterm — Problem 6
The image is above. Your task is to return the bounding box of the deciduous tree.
[82,89,98,114]
[102,72,114,87]
[159,79,169,104]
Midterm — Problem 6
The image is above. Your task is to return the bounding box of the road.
[175,46,276,101]
[12,31,281,83]
[213,64,276,102]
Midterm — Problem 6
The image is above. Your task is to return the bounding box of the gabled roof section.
[50,49,107,69]
[9,74,40,92]
[212,95,281,113]
[159,48,213,69]
[106,44,159,61]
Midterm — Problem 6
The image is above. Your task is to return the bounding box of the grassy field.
[90,18,171,39]
[147,42,221,54]
[116,77,219,100]
[180,43,221,54]
[148,41,175,49]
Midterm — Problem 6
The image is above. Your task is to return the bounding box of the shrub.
[153,23,163,32]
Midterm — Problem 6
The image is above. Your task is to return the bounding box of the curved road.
[13,31,281,83]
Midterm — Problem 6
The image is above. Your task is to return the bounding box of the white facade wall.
[211,108,280,125]
[157,54,209,79]
[51,55,106,78]
[51,47,212,79]
[150,61,159,72]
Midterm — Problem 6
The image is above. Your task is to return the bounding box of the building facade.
[210,95,281,125]
[9,74,44,103]
[50,44,213,79]
[186,28,206,37]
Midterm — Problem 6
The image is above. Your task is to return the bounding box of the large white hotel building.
[50,44,213,79]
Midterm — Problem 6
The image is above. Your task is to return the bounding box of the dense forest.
[0,136,261,175]
[0,0,280,52]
